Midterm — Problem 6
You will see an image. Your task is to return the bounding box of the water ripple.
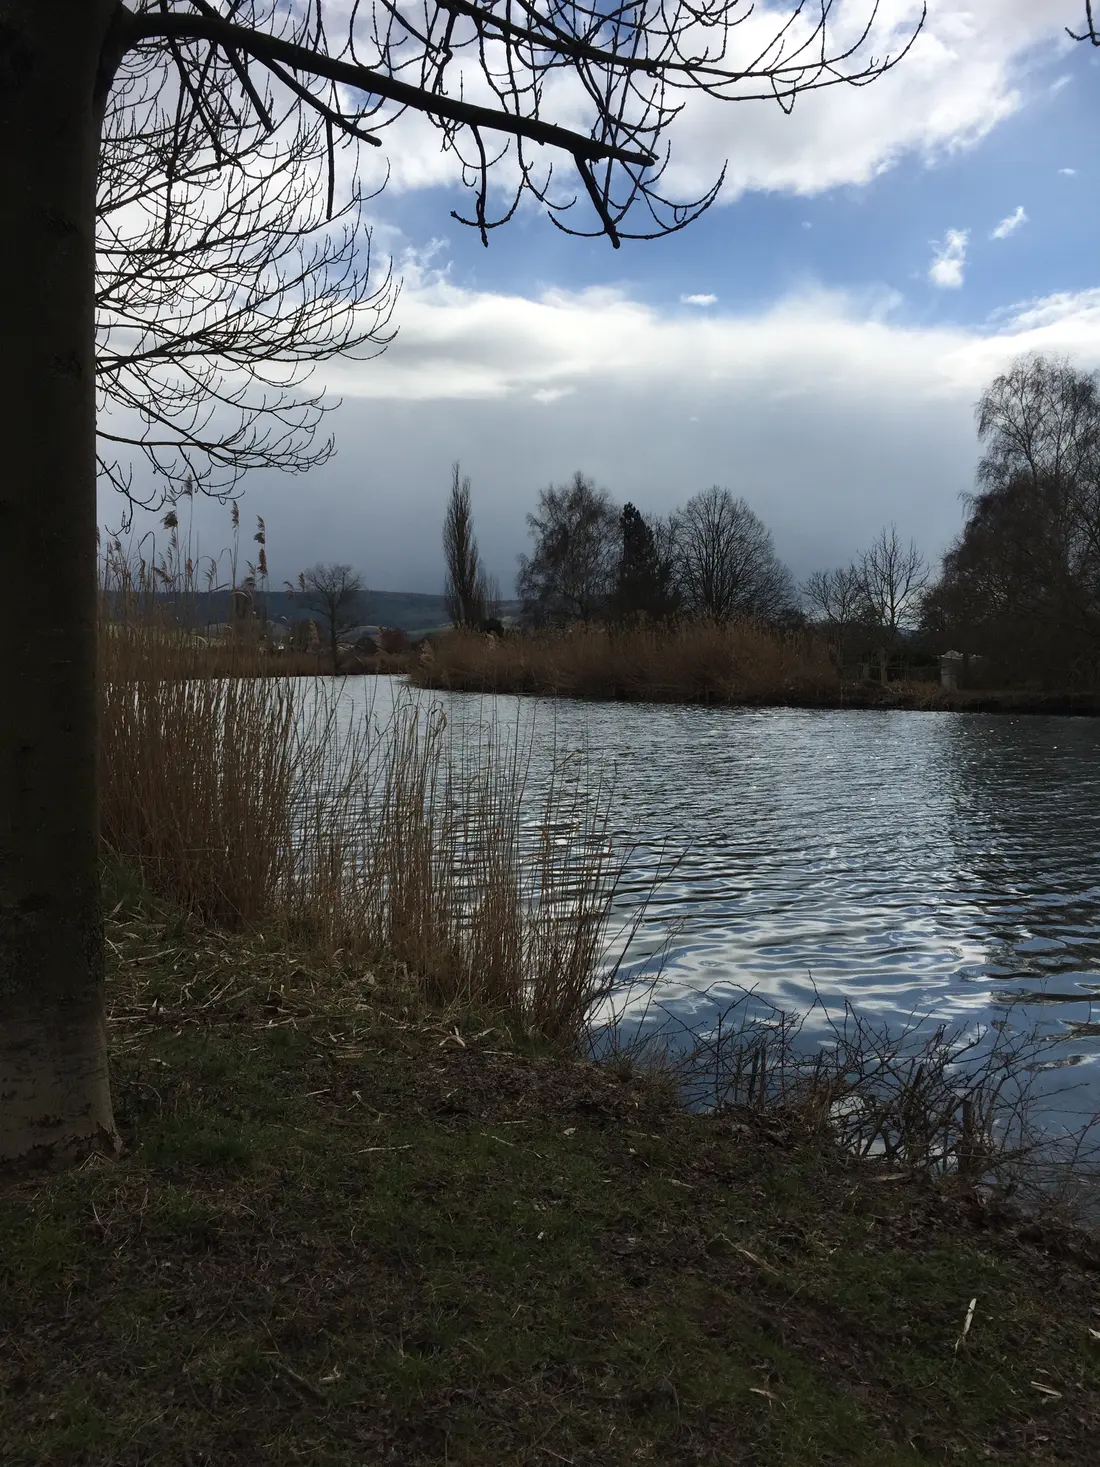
[330,681,1100,1112]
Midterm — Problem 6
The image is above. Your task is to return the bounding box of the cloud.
[681,293,717,306]
[637,1,1081,204]
[531,386,575,405]
[1060,166,1078,175]
[990,206,1028,239]
[105,278,1100,597]
[316,278,1100,409]
[334,2,1079,216]
[929,229,970,289]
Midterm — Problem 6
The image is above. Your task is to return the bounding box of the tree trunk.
[0,0,123,1169]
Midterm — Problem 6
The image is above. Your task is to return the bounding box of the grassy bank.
[100,622,414,680]
[4,871,1100,1466]
[851,685,1100,716]
[182,646,416,678]
[21,582,1091,1462]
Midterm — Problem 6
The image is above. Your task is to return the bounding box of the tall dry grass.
[98,557,642,1047]
[412,618,839,704]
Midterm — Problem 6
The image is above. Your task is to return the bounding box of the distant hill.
[140,589,519,634]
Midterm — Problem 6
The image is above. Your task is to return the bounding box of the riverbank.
[811,684,1100,716]
[414,669,1100,716]
[161,647,416,678]
[410,628,1100,715]
[410,621,838,706]
[5,876,1100,1466]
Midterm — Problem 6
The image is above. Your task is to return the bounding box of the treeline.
[516,477,798,628]
[443,467,802,631]
[444,464,932,687]
[443,351,1100,700]
[802,353,1100,692]
[922,354,1100,689]
[800,524,929,681]
[726,352,1100,693]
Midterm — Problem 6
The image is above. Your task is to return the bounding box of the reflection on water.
[325,678,1100,1118]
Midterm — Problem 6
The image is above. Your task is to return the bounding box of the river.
[323,676,1100,1131]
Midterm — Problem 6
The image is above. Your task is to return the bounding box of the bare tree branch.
[97,13,399,518]
[1067,2,1099,44]
[113,0,922,252]
[126,5,660,167]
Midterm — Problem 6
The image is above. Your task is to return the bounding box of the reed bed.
[412,617,839,704]
[99,577,643,1048]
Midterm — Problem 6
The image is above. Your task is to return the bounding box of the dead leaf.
[749,1386,782,1407]
[735,1245,781,1277]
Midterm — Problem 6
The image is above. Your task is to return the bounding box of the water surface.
[329,678,1100,1121]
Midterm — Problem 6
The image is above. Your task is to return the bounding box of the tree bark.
[0,0,123,1168]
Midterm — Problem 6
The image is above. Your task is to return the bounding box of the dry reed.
[412,618,838,704]
[98,554,641,1046]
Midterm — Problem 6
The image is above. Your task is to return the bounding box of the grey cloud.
[98,283,1100,598]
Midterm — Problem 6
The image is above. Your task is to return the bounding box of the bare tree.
[802,564,866,667]
[975,355,1100,595]
[442,462,487,629]
[976,354,1100,502]
[517,472,619,625]
[857,525,928,683]
[675,487,795,624]
[287,563,367,675]
[481,573,504,628]
[96,30,399,518]
[0,0,922,1169]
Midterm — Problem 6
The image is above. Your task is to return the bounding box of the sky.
[99,0,1100,598]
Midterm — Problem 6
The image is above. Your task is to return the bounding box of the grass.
[3,868,1100,1466]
